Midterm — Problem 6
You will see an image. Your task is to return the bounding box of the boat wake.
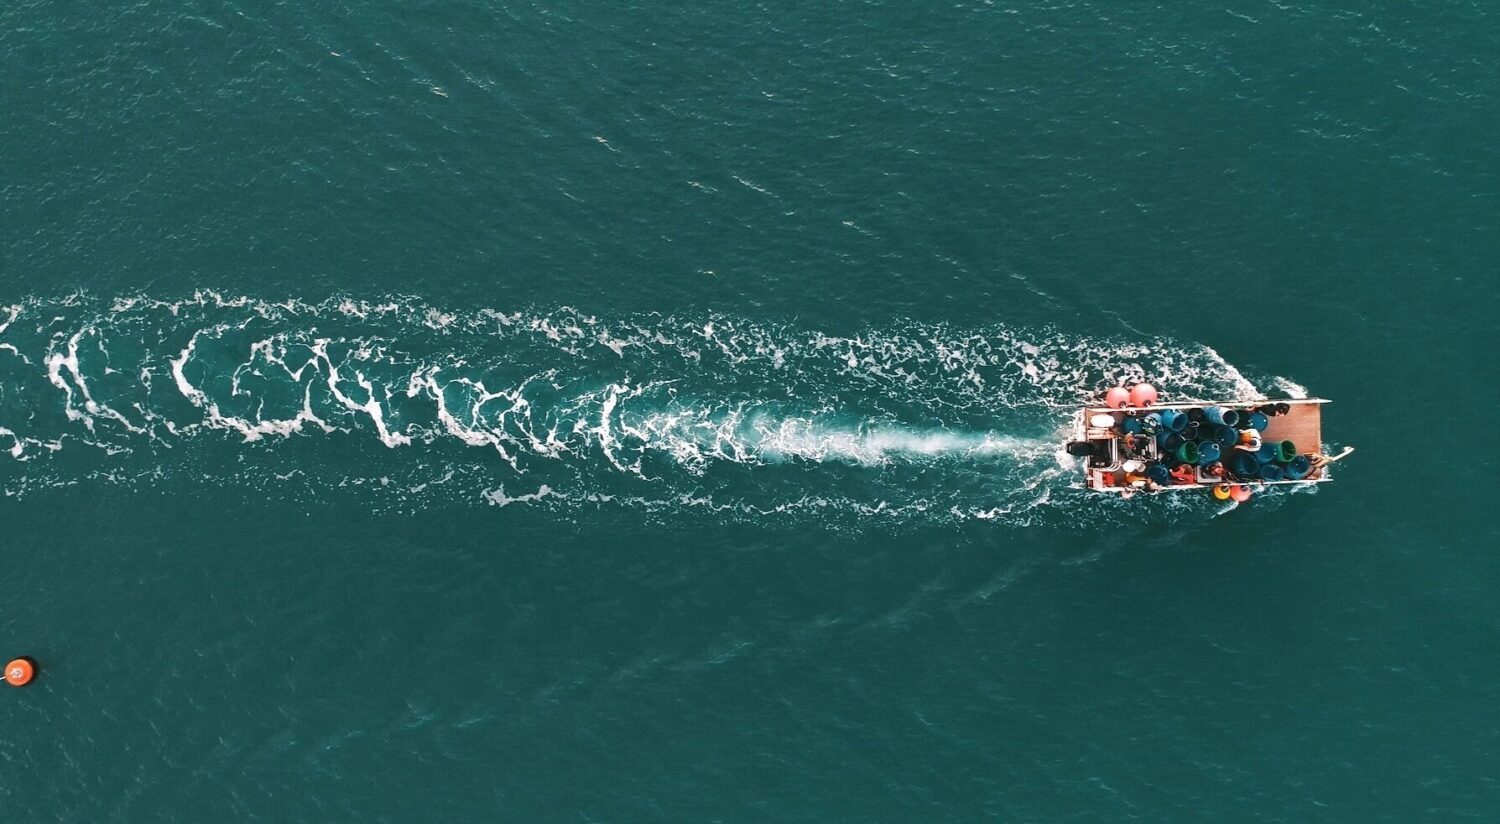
[0,292,1290,526]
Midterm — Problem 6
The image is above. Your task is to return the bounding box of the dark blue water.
[2,1,1497,819]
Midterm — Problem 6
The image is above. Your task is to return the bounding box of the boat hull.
[1070,399,1332,495]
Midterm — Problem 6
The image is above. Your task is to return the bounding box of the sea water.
[1,1,1496,820]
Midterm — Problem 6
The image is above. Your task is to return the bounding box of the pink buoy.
[1104,387,1130,409]
[1229,485,1252,503]
[1129,383,1159,407]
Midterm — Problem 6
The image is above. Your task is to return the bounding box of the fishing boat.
[1066,383,1353,501]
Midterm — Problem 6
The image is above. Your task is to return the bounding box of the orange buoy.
[1230,485,1253,503]
[5,658,34,687]
[1104,387,1130,409]
[1129,383,1159,407]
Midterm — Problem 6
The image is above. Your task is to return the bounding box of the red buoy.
[5,658,34,687]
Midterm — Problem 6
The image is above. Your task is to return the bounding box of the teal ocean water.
[3,1,1497,819]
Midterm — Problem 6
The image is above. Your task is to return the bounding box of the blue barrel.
[1147,463,1171,485]
[1259,463,1285,481]
[1197,442,1221,465]
[1121,415,1143,434]
[1181,422,1200,441]
[1248,411,1268,431]
[1220,409,1241,427]
[1155,431,1172,449]
[1203,406,1227,425]
[1158,408,1186,433]
[1284,455,1312,480]
[1256,442,1278,463]
[1230,452,1259,477]
[1176,441,1199,464]
[1215,424,1239,447]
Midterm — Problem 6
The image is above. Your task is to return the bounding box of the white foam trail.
[44,332,91,429]
[0,306,27,364]
[595,381,656,476]
[1270,376,1310,399]
[0,427,24,459]
[1197,344,1263,401]
[44,329,146,434]
[752,421,1049,465]
[484,484,555,507]
[171,328,335,441]
[170,328,210,410]
[409,368,513,460]
[315,339,411,448]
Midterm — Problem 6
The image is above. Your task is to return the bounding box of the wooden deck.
[1260,403,1323,456]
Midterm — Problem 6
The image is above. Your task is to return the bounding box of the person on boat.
[1305,451,1340,479]
[1120,475,1150,498]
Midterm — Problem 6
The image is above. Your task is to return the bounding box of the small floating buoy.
[1212,484,1232,501]
[1129,383,1158,407]
[1104,387,1130,409]
[1230,485,1253,503]
[5,658,35,687]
